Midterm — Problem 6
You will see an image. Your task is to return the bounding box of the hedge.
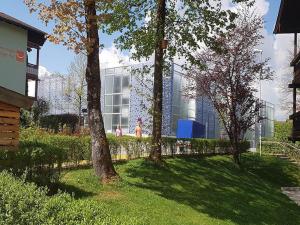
[0,171,140,225]
[40,114,79,133]
[261,141,300,163]
[0,128,250,185]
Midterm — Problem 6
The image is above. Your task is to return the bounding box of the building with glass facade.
[100,63,219,137]
[38,63,273,140]
[38,74,82,115]
[260,101,275,138]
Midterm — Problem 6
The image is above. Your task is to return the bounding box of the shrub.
[0,141,65,186]
[0,171,139,225]
[40,114,79,133]
[0,128,250,186]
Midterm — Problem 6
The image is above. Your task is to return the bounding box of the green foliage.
[19,128,250,163]
[0,128,250,186]
[31,98,50,125]
[20,108,32,128]
[0,171,139,225]
[0,141,65,186]
[261,120,299,163]
[261,142,300,163]
[273,120,292,142]
[40,114,79,133]
[104,0,253,66]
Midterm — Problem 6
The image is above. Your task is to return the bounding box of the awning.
[274,0,300,34]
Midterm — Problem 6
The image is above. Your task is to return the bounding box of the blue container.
[176,119,205,139]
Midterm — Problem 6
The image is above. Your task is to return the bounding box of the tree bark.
[84,0,118,181]
[149,0,166,163]
[232,129,241,165]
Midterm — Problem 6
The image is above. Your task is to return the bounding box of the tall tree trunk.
[149,0,166,163]
[84,0,117,181]
[232,127,240,165]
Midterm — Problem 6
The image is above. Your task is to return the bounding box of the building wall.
[196,97,219,139]
[0,22,27,95]
[38,75,78,115]
[38,63,272,141]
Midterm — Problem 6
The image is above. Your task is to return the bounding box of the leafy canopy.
[104,0,254,66]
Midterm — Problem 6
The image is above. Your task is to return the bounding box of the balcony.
[25,42,40,99]
[27,63,38,77]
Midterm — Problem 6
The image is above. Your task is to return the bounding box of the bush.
[0,128,250,186]
[0,141,65,186]
[0,171,139,225]
[40,114,79,133]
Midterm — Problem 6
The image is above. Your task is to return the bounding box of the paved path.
[281,187,300,206]
[278,155,300,206]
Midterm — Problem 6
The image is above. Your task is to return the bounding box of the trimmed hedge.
[0,171,140,225]
[0,128,250,185]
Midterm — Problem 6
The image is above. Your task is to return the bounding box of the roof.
[290,51,300,66]
[0,86,34,109]
[274,0,300,34]
[0,12,47,46]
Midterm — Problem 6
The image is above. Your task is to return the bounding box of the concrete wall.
[0,21,27,95]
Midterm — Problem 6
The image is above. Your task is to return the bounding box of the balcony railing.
[27,63,38,76]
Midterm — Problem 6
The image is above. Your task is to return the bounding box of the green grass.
[58,154,300,225]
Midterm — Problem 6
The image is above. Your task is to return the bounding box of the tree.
[65,54,87,118]
[105,0,252,163]
[187,10,273,164]
[274,120,292,142]
[31,98,50,126]
[20,108,32,128]
[24,0,117,181]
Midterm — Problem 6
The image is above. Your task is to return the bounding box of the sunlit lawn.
[58,154,300,225]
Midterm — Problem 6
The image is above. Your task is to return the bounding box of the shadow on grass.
[124,154,300,225]
[50,182,95,199]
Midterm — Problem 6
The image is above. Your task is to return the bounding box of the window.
[122,76,130,94]
[104,106,113,113]
[105,76,113,94]
[113,76,122,93]
[113,94,121,105]
[113,106,121,113]
[112,114,120,125]
[122,95,129,105]
[104,114,112,132]
[103,68,130,134]
[105,95,113,105]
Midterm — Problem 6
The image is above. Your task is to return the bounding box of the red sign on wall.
[16,50,25,62]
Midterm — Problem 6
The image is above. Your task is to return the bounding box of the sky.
[0,0,292,121]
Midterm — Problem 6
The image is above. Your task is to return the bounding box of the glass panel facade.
[103,67,130,134]
[261,101,275,138]
[171,71,196,135]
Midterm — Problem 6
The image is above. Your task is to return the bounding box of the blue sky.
[264,0,280,33]
[0,0,281,73]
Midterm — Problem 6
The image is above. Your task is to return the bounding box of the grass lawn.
[58,154,300,225]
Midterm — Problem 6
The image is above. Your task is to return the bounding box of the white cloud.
[252,0,270,16]
[100,45,134,68]
[219,0,269,16]
[39,65,52,78]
